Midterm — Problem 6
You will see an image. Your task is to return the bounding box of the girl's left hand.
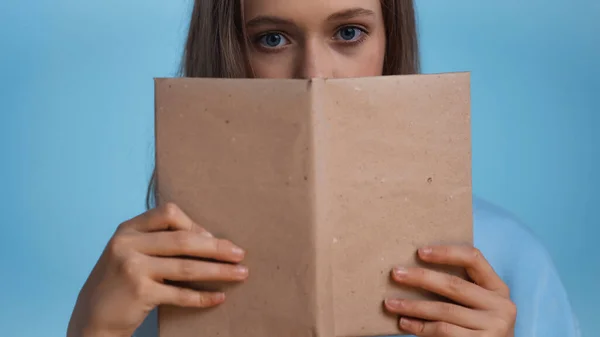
[384,245,516,337]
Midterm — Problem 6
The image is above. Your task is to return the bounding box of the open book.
[154,73,473,337]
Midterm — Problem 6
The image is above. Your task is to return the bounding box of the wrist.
[68,319,123,337]
[71,327,126,337]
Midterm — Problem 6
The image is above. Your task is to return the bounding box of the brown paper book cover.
[154,73,473,337]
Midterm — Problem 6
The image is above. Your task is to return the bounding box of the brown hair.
[146,0,420,209]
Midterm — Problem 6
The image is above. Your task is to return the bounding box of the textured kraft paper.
[154,73,473,337]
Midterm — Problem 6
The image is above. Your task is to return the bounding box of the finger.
[418,245,509,297]
[148,256,249,282]
[152,282,226,308]
[399,317,476,337]
[135,231,245,263]
[391,266,498,309]
[384,299,488,330]
[127,202,211,234]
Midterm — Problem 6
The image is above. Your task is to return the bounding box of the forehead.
[243,0,382,22]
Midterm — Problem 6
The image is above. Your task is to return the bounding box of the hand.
[67,203,248,337]
[384,245,516,337]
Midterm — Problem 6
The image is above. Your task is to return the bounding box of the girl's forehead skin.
[244,0,383,27]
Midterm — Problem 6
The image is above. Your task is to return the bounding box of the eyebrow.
[326,8,376,21]
[246,15,292,28]
[246,7,376,28]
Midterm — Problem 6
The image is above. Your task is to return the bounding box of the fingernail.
[214,292,225,301]
[201,231,214,238]
[236,265,249,276]
[232,246,245,258]
[420,247,432,255]
[399,317,413,328]
[385,298,403,308]
[232,265,249,280]
[393,266,408,278]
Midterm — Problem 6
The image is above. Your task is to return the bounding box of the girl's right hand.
[67,203,248,337]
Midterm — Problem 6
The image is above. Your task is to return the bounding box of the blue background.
[0,0,597,336]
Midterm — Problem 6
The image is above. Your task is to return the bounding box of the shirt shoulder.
[133,309,158,337]
[473,196,581,337]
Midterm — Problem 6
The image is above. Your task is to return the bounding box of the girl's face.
[244,0,386,79]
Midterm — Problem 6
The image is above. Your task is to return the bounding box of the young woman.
[67,0,580,336]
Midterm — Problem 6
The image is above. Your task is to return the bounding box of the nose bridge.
[297,37,333,79]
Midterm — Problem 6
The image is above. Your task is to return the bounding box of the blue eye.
[259,33,288,48]
[336,27,364,41]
